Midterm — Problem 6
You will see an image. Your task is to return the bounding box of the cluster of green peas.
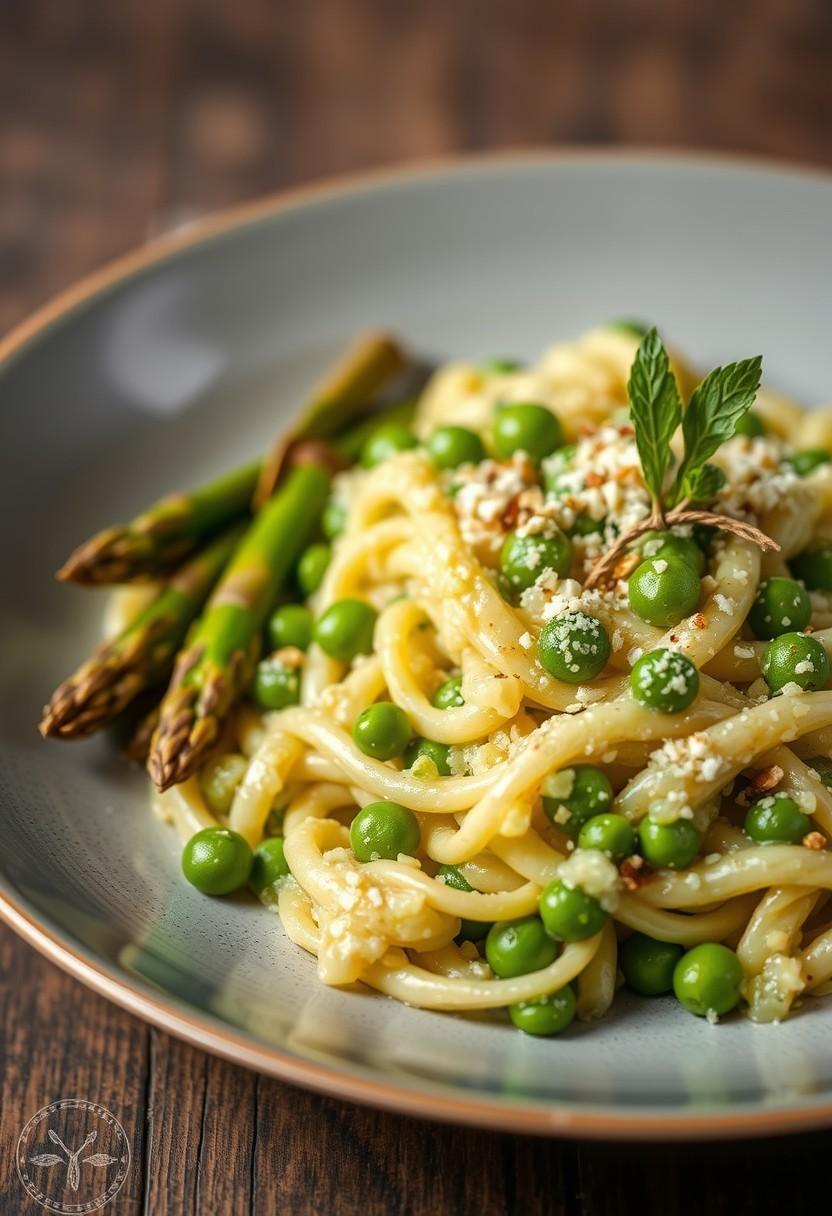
[441,762,748,1034]
[734,411,832,690]
[182,395,832,1030]
[532,429,832,704]
[181,677,764,1032]
[249,395,571,712]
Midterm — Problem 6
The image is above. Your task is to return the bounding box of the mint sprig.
[626,328,682,509]
[667,355,762,507]
[583,334,774,590]
[626,331,762,514]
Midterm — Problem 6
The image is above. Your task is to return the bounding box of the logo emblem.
[16,1100,130,1213]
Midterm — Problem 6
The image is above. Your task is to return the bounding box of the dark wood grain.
[2,1,832,1212]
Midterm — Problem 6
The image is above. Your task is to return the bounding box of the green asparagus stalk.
[40,525,245,739]
[58,461,261,586]
[253,330,407,506]
[59,333,406,585]
[148,455,332,791]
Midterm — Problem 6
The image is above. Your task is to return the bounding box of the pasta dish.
[42,324,832,1034]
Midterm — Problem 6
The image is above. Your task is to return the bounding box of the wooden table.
[2,3,831,1212]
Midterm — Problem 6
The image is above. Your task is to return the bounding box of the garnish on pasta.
[43,324,832,1033]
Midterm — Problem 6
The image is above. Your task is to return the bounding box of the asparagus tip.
[148,684,220,791]
[39,643,151,740]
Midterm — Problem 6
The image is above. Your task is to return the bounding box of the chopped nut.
[272,646,305,669]
[613,551,642,580]
[749,764,785,793]
[614,465,640,483]
[619,854,651,891]
[803,831,826,851]
[501,496,521,530]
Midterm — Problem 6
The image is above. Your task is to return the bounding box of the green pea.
[541,444,577,497]
[199,753,248,816]
[539,880,607,942]
[640,531,706,577]
[787,448,832,477]
[791,546,832,592]
[427,425,485,470]
[673,943,743,1017]
[509,987,576,1036]
[638,817,700,869]
[360,422,418,468]
[628,555,700,627]
[322,498,347,539]
[350,800,420,861]
[567,512,604,537]
[607,318,650,338]
[314,599,377,661]
[762,632,831,693]
[630,648,700,713]
[732,410,765,439]
[297,542,331,596]
[352,701,412,760]
[744,792,811,845]
[492,403,563,462]
[747,577,811,640]
[250,837,290,894]
[542,766,613,832]
[405,737,452,776]
[436,864,489,941]
[182,827,253,896]
[621,933,684,996]
[538,611,611,683]
[252,659,300,710]
[542,445,574,496]
[485,916,559,978]
[267,603,313,651]
[499,529,572,593]
[432,676,464,709]
[578,813,635,860]
[481,357,523,374]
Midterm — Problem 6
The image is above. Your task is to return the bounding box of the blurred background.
[2,0,831,334]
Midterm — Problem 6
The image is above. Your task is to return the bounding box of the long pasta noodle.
[150,325,832,1033]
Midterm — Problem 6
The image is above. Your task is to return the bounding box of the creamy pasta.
[153,324,832,1034]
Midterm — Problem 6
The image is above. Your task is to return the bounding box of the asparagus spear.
[59,333,405,585]
[253,330,407,507]
[148,454,332,791]
[58,461,261,586]
[40,526,245,740]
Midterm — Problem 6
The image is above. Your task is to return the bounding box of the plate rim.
[3,146,832,1140]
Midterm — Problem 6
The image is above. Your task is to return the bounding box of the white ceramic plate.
[2,151,832,1139]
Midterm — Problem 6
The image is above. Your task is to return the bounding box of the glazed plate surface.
[2,152,832,1138]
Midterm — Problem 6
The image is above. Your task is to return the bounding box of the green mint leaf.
[626,328,683,504]
[669,355,762,506]
[684,462,726,503]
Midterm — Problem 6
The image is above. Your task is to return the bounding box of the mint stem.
[582,508,779,592]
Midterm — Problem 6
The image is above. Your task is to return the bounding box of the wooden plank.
[142,1031,256,1216]
[0,926,149,1212]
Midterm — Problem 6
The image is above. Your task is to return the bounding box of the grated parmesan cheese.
[557,848,621,912]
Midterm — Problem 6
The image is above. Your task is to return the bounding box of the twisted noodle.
[161,327,832,1029]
